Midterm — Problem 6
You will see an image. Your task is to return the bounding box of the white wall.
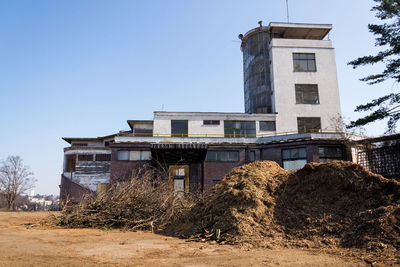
[270,39,342,133]
[153,112,277,137]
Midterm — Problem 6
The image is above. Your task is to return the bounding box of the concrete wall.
[270,38,342,133]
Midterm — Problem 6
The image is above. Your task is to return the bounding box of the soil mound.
[166,161,289,246]
[167,161,400,254]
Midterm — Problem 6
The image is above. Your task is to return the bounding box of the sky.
[0,0,396,195]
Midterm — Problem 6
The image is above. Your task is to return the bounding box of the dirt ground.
[0,212,373,267]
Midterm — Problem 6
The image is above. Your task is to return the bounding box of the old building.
[60,22,349,203]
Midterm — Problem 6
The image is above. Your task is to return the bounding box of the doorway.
[168,165,189,193]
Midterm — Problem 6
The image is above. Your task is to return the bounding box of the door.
[168,165,189,193]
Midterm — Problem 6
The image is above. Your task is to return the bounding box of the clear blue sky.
[0,0,395,195]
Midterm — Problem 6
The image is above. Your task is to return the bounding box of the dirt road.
[0,212,368,266]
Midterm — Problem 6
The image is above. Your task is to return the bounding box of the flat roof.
[62,134,115,144]
[154,111,278,117]
[240,22,332,50]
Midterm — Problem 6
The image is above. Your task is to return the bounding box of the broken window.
[282,148,307,170]
[224,121,256,138]
[77,154,93,161]
[171,120,188,137]
[295,84,320,104]
[203,120,220,125]
[95,154,111,161]
[297,117,321,133]
[65,154,76,172]
[259,121,276,131]
[293,53,316,72]
[319,147,344,162]
[206,151,239,162]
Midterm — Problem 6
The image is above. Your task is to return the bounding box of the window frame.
[297,117,321,133]
[203,120,220,126]
[117,150,152,161]
[318,146,344,162]
[171,120,188,137]
[295,84,320,104]
[293,53,317,72]
[259,121,276,131]
[224,120,256,138]
[206,150,240,162]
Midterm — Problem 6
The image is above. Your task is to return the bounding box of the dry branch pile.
[57,173,197,231]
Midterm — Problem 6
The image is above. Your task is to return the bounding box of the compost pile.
[166,161,400,255]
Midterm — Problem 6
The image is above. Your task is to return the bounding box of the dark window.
[134,129,153,137]
[206,151,239,162]
[260,121,276,131]
[224,121,256,138]
[171,120,188,137]
[319,147,344,162]
[249,151,256,162]
[77,154,93,161]
[73,143,88,147]
[282,148,307,170]
[293,53,316,72]
[297,117,321,133]
[295,84,320,104]
[203,120,220,125]
[95,154,111,161]
[65,154,76,172]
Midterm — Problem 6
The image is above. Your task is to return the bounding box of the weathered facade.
[60,22,351,203]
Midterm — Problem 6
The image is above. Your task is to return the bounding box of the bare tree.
[0,156,36,211]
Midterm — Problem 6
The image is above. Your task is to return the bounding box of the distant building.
[60,22,350,204]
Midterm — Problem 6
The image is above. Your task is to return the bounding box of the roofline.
[62,134,115,144]
[127,120,153,130]
[240,22,332,51]
[154,111,278,117]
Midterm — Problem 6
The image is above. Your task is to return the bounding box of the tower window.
[295,84,320,104]
[293,53,316,72]
[297,117,321,133]
[171,120,188,137]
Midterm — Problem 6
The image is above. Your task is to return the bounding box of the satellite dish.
[258,21,263,27]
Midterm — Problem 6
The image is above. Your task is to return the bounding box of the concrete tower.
[240,22,342,133]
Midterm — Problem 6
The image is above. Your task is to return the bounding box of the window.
[117,150,151,161]
[297,117,321,133]
[95,154,111,161]
[73,143,88,147]
[293,53,316,72]
[206,151,239,162]
[319,147,344,162]
[134,129,153,137]
[282,148,307,170]
[77,154,93,161]
[203,120,220,125]
[117,151,129,161]
[171,120,188,137]
[249,151,256,162]
[224,121,256,138]
[65,154,76,172]
[295,84,319,104]
[260,121,276,131]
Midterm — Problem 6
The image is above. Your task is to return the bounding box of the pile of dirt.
[166,161,400,255]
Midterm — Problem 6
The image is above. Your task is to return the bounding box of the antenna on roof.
[286,0,290,23]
